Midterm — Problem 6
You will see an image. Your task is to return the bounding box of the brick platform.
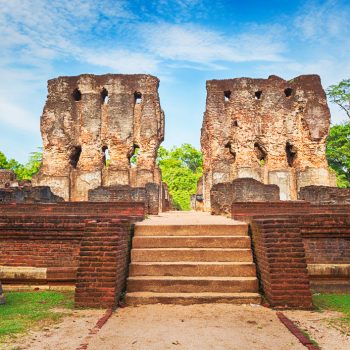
[231,202,350,307]
[0,202,145,308]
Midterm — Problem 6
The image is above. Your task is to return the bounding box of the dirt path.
[4,304,350,350]
[89,304,304,350]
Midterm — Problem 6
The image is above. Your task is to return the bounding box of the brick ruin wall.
[299,185,350,204]
[32,74,165,202]
[230,202,350,306]
[0,202,145,308]
[211,178,280,215]
[201,74,336,211]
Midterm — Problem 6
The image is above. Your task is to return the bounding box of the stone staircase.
[125,213,261,305]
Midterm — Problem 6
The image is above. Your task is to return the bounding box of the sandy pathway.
[89,304,304,350]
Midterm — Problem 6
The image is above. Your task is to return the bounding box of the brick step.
[129,262,257,277]
[131,248,253,262]
[127,276,259,293]
[132,236,251,248]
[125,292,261,305]
[135,224,247,236]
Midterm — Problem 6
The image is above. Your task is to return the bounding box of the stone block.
[268,170,294,200]
[211,178,280,215]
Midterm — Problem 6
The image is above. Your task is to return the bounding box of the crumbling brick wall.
[0,170,16,188]
[33,74,165,201]
[211,178,280,215]
[299,185,350,204]
[0,186,63,203]
[201,74,335,210]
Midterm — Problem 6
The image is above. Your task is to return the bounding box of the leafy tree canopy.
[327,79,350,119]
[326,123,350,188]
[0,150,42,180]
[157,144,202,210]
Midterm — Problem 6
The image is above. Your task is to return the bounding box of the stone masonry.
[201,74,336,210]
[33,74,165,201]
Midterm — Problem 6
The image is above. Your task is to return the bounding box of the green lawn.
[313,293,350,332]
[0,291,74,342]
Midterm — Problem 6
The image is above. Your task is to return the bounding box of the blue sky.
[0,0,349,163]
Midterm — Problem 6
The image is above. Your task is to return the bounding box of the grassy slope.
[0,291,74,342]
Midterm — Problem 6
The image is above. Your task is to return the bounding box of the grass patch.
[0,291,74,342]
[300,329,320,348]
[313,293,350,334]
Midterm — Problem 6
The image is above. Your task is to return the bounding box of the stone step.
[131,248,253,262]
[129,262,257,277]
[134,224,248,236]
[125,292,261,305]
[127,276,259,293]
[132,236,251,248]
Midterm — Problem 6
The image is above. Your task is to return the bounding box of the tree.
[327,79,350,119]
[0,149,42,180]
[326,123,350,188]
[157,144,202,210]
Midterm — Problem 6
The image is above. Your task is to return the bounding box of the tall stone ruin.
[201,74,335,210]
[33,74,164,201]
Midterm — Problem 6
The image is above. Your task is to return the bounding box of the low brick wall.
[250,217,313,309]
[301,214,350,292]
[231,202,350,306]
[299,185,350,204]
[0,202,145,308]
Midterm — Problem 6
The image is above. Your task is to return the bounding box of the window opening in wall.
[102,146,110,167]
[233,120,239,127]
[286,142,297,167]
[224,91,231,102]
[254,142,267,166]
[129,145,140,167]
[255,91,262,99]
[72,88,82,101]
[225,142,236,162]
[101,88,109,104]
[70,146,82,168]
[134,92,142,104]
[284,88,293,97]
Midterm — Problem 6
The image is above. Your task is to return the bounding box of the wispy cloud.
[294,0,350,41]
[141,23,286,69]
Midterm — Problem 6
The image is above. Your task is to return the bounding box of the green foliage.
[327,79,350,119]
[326,123,350,187]
[157,144,202,210]
[130,146,140,166]
[0,291,74,341]
[0,149,42,180]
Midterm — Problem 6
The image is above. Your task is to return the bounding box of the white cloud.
[83,50,160,74]
[142,23,286,67]
[294,0,350,41]
[0,96,39,133]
